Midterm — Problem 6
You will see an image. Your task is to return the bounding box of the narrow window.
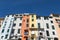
[46,30,49,36]
[38,23,40,28]
[5,34,8,39]
[19,23,22,26]
[27,19,29,23]
[52,25,55,30]
[46,23,49,29]
[11,29,15,34]
[7,29,9,32]
[18,29,20,33]
[20,17,22,20]
[2,29,4,33]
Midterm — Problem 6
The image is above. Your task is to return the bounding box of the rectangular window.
[7,29,9,32]
[32,24,34,27]
[38,23,40,28]
[11,29,15,34]
[52,25,55,30]
[24,30,28,35]
[2,29,4,33]
[18,29,20,33]
[5,34,8,39]
[19,23,22,26]
[27,19,29,23]
[46,30,49,36]
[46,23,49,29]
[14,17,17,20]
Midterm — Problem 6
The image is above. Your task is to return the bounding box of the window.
[32,24,34,27]
[40,33,43,35]
[5,34,8,39]
[18,29,20,33]
[24,30,28,35]
[1,36,3,39]
[48,38,51,40]
[11,29,15,34]
[32,19,34,21]
[52,31,55,35]
[3,24,6,28]
[51,21,53,23]
[13,23,16,26]
[31,37,34,40]
[14,17,17,20]
[52,25,55,30]
[54,38,58,40]
[46,23,49,29]
[2,29,4,33]
[26,24,29,27]
[27,19,29,23]
[46,30,49,36]
[7,29,9,32]
[19,23,22,26]
[44,17,49,20]
[38,23,40,28]
[20,17,22,20]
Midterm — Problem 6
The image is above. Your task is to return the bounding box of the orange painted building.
[21,15,30,40]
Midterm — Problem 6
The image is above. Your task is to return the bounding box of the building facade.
[0,13,60,40]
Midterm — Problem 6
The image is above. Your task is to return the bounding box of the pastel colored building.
[50,14,60,40]
[0,13,60,40]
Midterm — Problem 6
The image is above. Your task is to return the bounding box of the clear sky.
[0,0,60,17]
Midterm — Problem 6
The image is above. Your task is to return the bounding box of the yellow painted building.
[29,14,38,40]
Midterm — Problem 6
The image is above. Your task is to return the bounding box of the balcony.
[29,27,38,30]
[24,32,29,35]
[38,28,44,31]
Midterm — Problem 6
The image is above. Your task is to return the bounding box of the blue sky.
[0,0,60,17]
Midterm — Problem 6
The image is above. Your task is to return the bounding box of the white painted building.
[37,16,58,40]
[0,15,14,40]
